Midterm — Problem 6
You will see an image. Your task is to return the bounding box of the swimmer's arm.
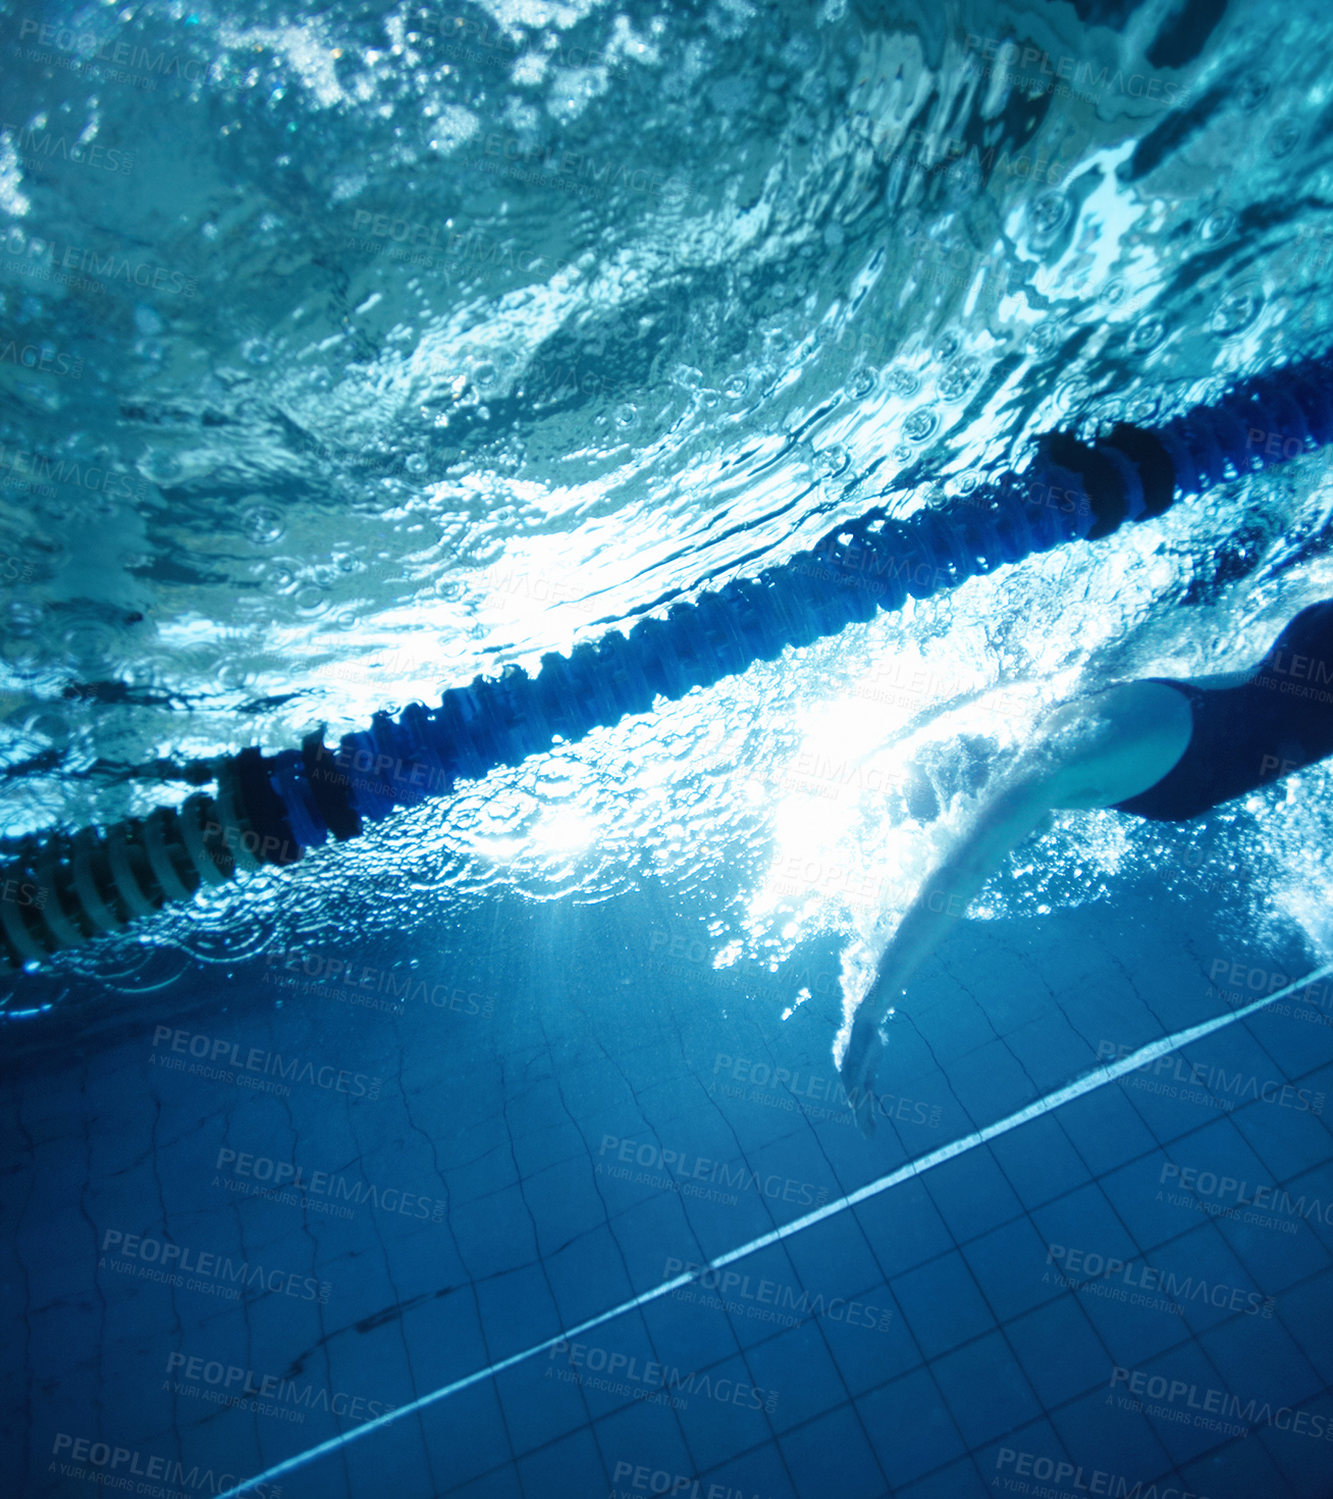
[837,769,1058,1131]
[837,681,1194,1133]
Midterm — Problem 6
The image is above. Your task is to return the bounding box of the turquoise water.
[4,1,1333,1495]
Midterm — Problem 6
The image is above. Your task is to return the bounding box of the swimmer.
[837,600,1333,1135]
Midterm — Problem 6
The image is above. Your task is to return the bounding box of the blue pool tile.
[1227,1091,1333,1187]
[780,1400,888,1499]
[939,1040,1038,1121]
[1211,1191,1332,1297]
[856,1365,966,1487]
[970,1415,1078,1491]
[920,1144,1024,1244]
[1271,1159,1333,1255]
[639,1292,741,1385]
[850,1177,956,1280]
[1271,1268,1333,1385]
[1030,1182,1137,1270]
[1243,1008,1333,1083]
[1119,1339,1251,1468]
[987,1113,1091,1210]
[515,1425,609,1498]
[741,1320,847,1434]
[1072,1273,1192,1371]
[1198,1309,1325,1419]
[1055,1085,1157,1175]
[895,1452,990,1499]
[1004,1296,1111,1410]
[928,1329,1042,1448]
[779,1209,883,1314]
[542,1310,674,1421]
[1178,1432,1292,1499]
[673,1352,780,1472]
[1002,1011,1101,1094]
[1047,1382,1174,1490]
[1137,1223,1267,1336]
[961,1213,1069,1322]
[592,1387,696,1483]
[495,1354,592,1456]
[817,1293,923,1399]
[698,1441,802,1499]
[1254,1388,1333,1496]
[1056,1088,1159,1178]
[1099,1149,1202,1252]
[892,1250,997,1361]
[475,1260,560,1353]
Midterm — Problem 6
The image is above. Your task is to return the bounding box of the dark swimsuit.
[1112,601,1333,822]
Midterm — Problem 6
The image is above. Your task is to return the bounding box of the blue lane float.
[4,350,1332,970]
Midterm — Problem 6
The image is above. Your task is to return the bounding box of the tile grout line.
[215,960,1333,1499]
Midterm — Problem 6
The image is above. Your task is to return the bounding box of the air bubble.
[240,504,285,544]
[1213,289,1260,336]
[814,444,850,477]
[1027,190,1073,249]
[938,356,981,402]
[145,451,182,482]
[1267,120,1301,159]
[885,367,919,398]
[1200,209,1236,243]
[294,585,329,616]
[1236,72,1272,112]
[1129,316,1164,351]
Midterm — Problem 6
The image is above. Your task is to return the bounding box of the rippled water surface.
[4,0,1333,1017]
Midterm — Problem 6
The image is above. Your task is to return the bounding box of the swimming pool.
[4,1,1333,1495]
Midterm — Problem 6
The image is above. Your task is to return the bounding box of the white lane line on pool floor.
[216,961,1333,1499]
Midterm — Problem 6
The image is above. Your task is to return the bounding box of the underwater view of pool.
[4,0,1333,1494]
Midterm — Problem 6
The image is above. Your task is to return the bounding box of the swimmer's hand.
[839,1000,889,1137]
[835,680,1195,1138]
